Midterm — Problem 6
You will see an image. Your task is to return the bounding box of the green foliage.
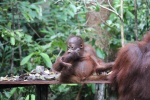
[100,0,150,47]
[0,86,35,100]
[0,0,96,99]
[50,84,95,100]
[0,0,92,74]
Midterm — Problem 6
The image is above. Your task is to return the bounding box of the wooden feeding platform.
[0,80,110,100]
[0,80,110,85]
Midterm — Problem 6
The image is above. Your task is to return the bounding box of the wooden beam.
[0,80,110,89]
[0,80,110,85]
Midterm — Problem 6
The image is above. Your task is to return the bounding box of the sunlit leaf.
[25,94,35,100]
[24,35,32,43]
[40,53,52,68]
[10,37,15,45]
[10,88,17,97]
[21,53,34,65]
[69,4,77,13]
[96,48,105,59]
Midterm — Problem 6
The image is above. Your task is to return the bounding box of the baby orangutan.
[52,36,112,83]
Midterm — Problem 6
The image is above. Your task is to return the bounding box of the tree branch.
[120,0,124,47]
[134,0,138,40]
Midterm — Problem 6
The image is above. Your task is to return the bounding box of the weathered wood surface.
[0,80,110,89]
[0,80,110,84]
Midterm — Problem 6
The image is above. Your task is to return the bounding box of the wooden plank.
[0,80,60,85]
[0,80,110,85]
[0,80,59,89]
[0,80,110,90]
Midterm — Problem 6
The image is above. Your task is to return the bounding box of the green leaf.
[40,53,52,68]
[96,48,105,59]
[24,34,32,43]
[126,11,134,18]
[4,91,10,99]
[10,88,17,97]
[10,37,15,45]
[67,10,75,17]
[91,84,96,94]
[22,12,30,22]
[69,4,77,13]
[52,40,67,51]
[16,30,24,38]
[107,20,112,25]
[58,84,70,92]
[21,53,34,65]
[41,43,51,51]
[95,5,100,12]
[25,94,35,100]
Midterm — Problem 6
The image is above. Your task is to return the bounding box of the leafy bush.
[0,0,97,99]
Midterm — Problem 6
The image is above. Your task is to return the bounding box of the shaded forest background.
[0,0,149,100]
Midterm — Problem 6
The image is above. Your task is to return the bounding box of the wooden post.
[94,84,105,100]
[35,85,49,100]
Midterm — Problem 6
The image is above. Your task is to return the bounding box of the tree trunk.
[94,84,105,100]
[86,0,117,100]
[86,0,114,60]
